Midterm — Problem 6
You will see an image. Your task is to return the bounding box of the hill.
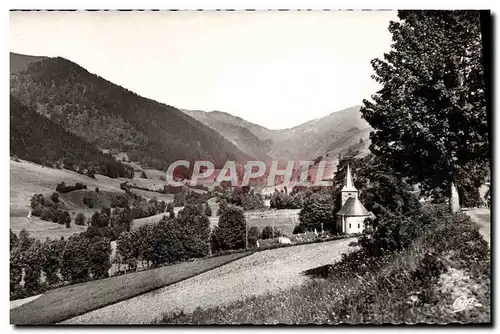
[184,106,372,162]
[10,95,133,179]
[10,53,250,170]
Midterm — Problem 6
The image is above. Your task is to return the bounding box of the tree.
[261,226,282,239]
[298,194,335,233]
[176,204,211,258]
[64,211,71,228]
[40,239,66,285]
[361,11,488,205]
[211,205,246,252]
[75,213,86,226]
[203,202,212,217]
[140,170,148,179]
[88,237,112,279]
[95,187,100,193]
[51,192,60,203]
[247,226,260,248]
[61,234,90,283]
[10,229,19,251]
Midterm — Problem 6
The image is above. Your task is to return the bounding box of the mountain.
[10,95,134,178]
[270,106,372,160]
[10,52,48,74]
[183,106,372,162]
[182,110,273,160]
[10,53,250,170]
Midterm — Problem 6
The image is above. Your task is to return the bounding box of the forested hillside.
[10,95,134,178]
[10,54,250,170]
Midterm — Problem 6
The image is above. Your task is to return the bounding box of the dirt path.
[62,238,355,324]
[464,208,490,245]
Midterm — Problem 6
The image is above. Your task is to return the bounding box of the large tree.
[361,11,489,204]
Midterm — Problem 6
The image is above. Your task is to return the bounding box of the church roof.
[341,164,357,192]
[336,197,370,217]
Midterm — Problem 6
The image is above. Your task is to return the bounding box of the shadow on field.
[302,264,335,278]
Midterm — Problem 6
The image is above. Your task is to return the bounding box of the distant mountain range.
[10,51,372,173]
[184,106,372,163]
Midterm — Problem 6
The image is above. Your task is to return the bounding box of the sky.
[10,10,397,129]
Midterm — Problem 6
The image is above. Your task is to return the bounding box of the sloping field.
[10,252,251,325]
[62,237,355,324]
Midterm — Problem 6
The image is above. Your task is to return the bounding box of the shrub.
[140,170,148,179]
[95,187,100,193]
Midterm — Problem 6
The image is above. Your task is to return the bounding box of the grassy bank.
[10,251,251,324]
[158,209,490,324]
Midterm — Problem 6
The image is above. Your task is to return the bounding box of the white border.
[2,1,498,333]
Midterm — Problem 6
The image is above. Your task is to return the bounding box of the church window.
[358,224,360,228]
[349,223,351,228]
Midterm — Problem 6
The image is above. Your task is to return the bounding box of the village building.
[336,165,372,234]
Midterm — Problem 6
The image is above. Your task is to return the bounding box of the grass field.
[62,238,355,324]
[10,251,252,325]
[10,160,176,240]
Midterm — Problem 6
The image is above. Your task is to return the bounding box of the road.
[464,208,490,245]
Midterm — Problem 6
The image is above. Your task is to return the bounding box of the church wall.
[344,216,365,234]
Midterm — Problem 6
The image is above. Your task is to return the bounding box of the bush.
[95,187,100,193]
[140,170,148,179]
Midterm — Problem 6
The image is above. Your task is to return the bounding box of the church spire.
[342,164,356,191]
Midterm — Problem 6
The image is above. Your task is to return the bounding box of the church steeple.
[341,164,358,205]
[342,164,356,192]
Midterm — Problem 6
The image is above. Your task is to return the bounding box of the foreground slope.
[10,53,250,169]
[10,252,251,325]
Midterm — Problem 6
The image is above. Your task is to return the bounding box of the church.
[336,165,372,234]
